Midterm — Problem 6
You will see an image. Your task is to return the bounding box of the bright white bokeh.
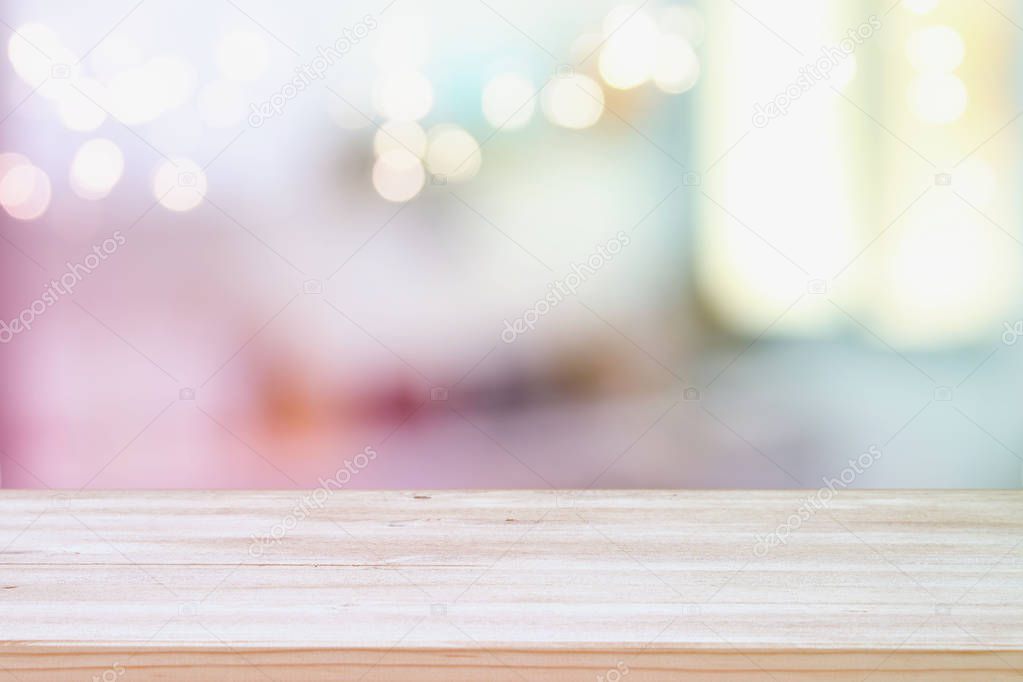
[0,163,51,220]
[372,149,425,202]
[542,74,604,129]
[70,139,125,200]
[153,158,207,212]
[482,73,536,130]
[653,35,700,94]
[425,125,481,183]
[599,7,659,90]
[8,23,78,94]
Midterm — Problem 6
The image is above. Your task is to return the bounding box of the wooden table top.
[0,490,1020,680]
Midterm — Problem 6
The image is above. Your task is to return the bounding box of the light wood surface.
[0,490,1020,680]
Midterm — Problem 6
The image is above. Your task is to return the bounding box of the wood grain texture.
[0,490,1020,680]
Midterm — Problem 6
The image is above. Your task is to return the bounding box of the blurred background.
[0,0,1021,489]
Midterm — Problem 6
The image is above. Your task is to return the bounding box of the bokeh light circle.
[425,125,481,183]
[153,158,207,212]
[542,74,604,129]
[653,36,700,94]
[372,150,425,202]
[482,73,536,130]
[71,138,125,200]
[0,164,51,220]
[598,8,659,90]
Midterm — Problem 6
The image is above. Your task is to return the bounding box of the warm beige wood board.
[0,490,1020,680]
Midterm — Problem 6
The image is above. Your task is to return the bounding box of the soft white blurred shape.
[70,138,124,200]
[482,73,535,129]
[153,158,207,212]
